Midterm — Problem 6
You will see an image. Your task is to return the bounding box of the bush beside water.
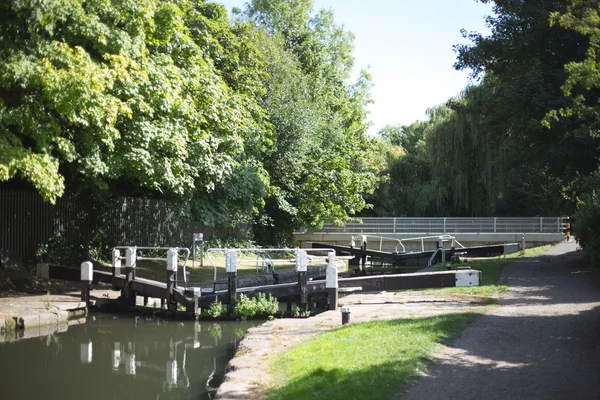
[202,293,279,320]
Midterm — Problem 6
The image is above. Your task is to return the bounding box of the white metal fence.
[306,217,568,234]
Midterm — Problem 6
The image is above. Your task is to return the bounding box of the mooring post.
[341,306,351,325]
[166,248,178,312]
[326,251,338,310]
[361,235,367,274]
[124,247,137,307]
[226,251,238,316]
[296,250,308,311]
[80,261,93,308]
[112,249,121,291]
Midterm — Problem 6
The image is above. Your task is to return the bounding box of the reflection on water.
[0,315,258,400]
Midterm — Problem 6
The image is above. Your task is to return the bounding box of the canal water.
[0,315,258,399]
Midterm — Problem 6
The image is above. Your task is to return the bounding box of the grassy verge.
[420,244,555,302]
[268,311,484,400]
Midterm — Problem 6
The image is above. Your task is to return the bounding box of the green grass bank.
[266,244,555,399]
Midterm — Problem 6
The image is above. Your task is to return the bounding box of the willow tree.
[426,84,507,216]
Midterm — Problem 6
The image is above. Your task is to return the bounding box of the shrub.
[234,293,279,319]
[574,190,600,267]
[234,294,257,319]
[205,298,225,319]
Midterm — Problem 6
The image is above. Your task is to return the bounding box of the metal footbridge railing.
[302,217,568,234]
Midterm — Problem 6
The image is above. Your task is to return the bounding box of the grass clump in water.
[268,312,482,400]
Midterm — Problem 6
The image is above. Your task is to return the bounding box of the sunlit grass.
[268,312,484,400]
[423,244,555,301]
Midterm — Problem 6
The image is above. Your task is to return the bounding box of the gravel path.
[402,241,600,400]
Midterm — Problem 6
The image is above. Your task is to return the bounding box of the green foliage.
[368,0,596,219]
[0,0,272,228]
[241,0,384,243]
[574,188,600,267]
[453,0,594,211]
[1,0,382,248]
[204,298,225,319]
[234,292,279,319]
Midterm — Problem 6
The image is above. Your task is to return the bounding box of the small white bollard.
[341,306,352,325]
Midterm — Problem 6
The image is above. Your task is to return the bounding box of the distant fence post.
[226,251,237,316]
[296,250,308,312]
[326,251,338,310]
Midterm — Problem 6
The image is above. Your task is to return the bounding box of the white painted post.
[443,217,447,233]
[166,248,178,311]
[226,251,237,273]
[123,248,137,308]
[326,251,339,310]
[112,249,121,276]
[81,261,93,282]
[226,251,238,316]
[167,248,178,272]
[296,250,308,310]
[494,217,497,233]
[125,247,136,270]
[296,250,308,272]
[540,217,543,233]
[438,236,445,265]
[80,261,93,307]
[393,217,397,233]
[521,234,526,251]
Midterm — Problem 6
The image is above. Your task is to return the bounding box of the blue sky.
[216,0,494,135]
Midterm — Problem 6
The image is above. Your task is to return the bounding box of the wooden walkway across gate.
[38,246,483,317]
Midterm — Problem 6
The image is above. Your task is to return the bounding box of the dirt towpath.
[402,241,600,400]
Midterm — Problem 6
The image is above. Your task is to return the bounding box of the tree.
[238,0,383,243]
[454,0,593,202]
[0,0,272,229]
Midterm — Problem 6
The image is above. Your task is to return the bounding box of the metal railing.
[303,217,568,234]
[205,248,336,282]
